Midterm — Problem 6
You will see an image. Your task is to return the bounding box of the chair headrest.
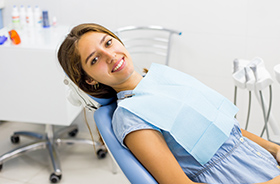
[89,95,116,106]
[63,75,116,106]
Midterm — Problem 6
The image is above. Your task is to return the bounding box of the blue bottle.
[42,10,50,28]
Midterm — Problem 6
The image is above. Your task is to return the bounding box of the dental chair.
[63,77,158,184]
[95,101,158,184]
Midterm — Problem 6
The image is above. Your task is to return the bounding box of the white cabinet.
[0,26,82,125]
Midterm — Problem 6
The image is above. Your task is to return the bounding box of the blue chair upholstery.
[89,95,116,106]
[63,76,157,183]
[93,101,158,184]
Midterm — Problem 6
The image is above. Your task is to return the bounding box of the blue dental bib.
[118,63,238,165]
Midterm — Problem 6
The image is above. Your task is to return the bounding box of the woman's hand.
[241,129,280,163]
[271,145,280,165]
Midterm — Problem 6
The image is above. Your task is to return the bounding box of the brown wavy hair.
[57,23,123,99]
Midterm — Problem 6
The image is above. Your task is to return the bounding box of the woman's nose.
[102,49,116,63]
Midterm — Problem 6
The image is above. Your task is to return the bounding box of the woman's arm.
[241,128,280,163]
[125,128,280,184]
[124,129,203,184]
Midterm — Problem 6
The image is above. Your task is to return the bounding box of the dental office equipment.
[232,58,253,129]
[232,58,280,142]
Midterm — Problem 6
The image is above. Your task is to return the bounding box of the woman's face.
[77,32,135,91]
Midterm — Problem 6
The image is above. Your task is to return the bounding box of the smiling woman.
[76,31,141,93]
[58,23,124,98]
[57,23,280,184]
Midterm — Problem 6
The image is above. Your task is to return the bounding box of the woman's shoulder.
[112,106,161,147]
[112,106,146,127]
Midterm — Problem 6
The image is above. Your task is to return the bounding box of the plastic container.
[8,29,21,44]
[34,6,42,27]
[42,10,50,28]
[19,5,26,28]
[26,6,34,26]
[12,5,20,29]
[0,35,7,44]
[52,16,57,27]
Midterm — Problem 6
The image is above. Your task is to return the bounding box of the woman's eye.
[91,57,98,65]
[106,39,112,47]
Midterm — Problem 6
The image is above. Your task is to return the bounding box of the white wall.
[2,0,280,140]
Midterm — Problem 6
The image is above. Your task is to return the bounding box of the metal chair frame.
[0,116,105,183]
[115,26,181,66]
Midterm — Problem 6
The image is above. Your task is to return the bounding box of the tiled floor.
[0,121,130,184]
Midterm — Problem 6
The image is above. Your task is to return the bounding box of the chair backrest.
[94,103,158,184]
[63,76,158,183]
[115,26,181,74]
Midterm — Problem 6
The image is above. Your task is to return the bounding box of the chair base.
[0,124,106,183]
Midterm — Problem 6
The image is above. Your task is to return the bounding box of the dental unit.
[232,57,280,143]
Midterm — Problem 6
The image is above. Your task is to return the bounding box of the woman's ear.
[86,78,98,85]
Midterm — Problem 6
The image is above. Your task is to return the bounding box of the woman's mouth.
[112,58,125,72]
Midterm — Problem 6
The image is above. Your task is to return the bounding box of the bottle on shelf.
[26,5,34,27]
[12,5,20,29]
[52,16,57,27]
[19,5,26,28]
[42,10,50,28]
[34,6,42,28]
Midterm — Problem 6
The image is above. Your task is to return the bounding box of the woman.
[58,23,280,184]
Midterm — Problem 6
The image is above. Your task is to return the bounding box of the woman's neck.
[114,71,143,93]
